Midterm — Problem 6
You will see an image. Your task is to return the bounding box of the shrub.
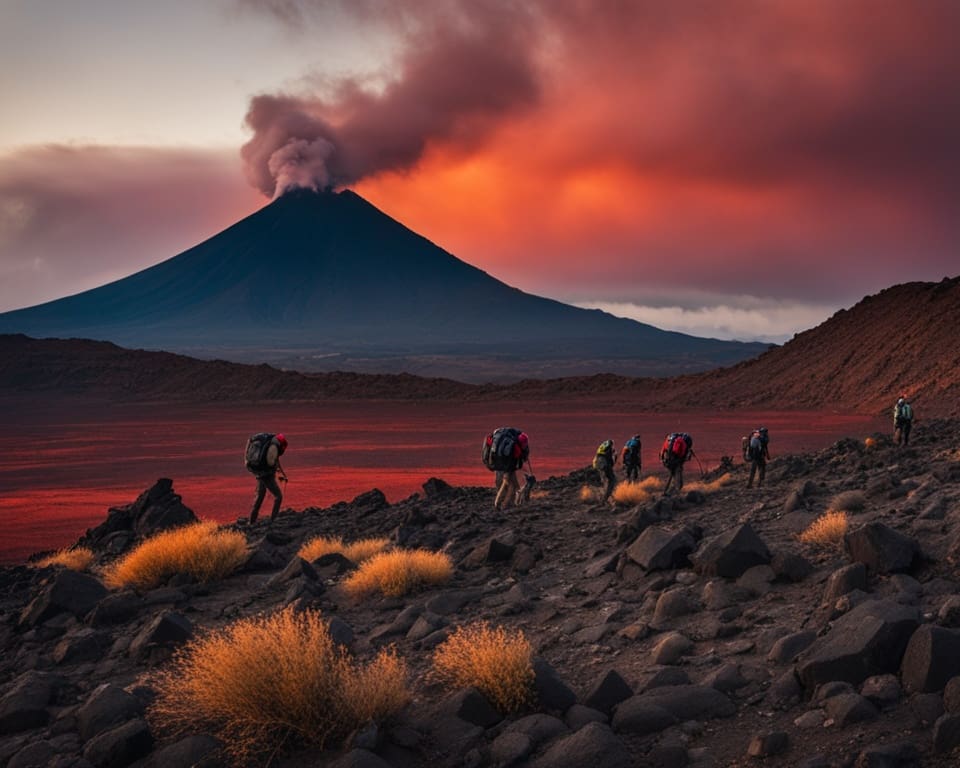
[33,547,95,572]
[684,473,735,495]
[529,489,550,501]
[150,607,408,761]
[864,437,877,449]
[432,622,534,713]
[799,510,848,547]
[829,490,866,513]
[611,476,664,505]
[299,536,391,564]
[105,522,247,590]
[579,485,597,502]
[343,549,453,598]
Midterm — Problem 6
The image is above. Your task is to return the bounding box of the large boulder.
[79,479,197,552]
[129,611,193,663]
[691,524,771,579]
[18,568,108,628]
[78,684,144,741]
[530,722,631,768]
[82,718,153,768]
[843,522,920,574]
[796,600,921,691]
[626,527,696,571]
[901,625,960,694]
[0,672,65,734]
[631,684,736,721]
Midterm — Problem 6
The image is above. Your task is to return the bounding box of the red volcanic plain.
[0,397,885,564]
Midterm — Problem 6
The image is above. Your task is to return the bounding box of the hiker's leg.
[495,471,503,489]
[676,464,684,491]
[250,478,267,523]
[264,474,283,521]
[758,460,766,487]
[664,469,674,494]
[495,472,516,510]
[748,462,757,488]
[903,421,911,446]
[607,467,617,501]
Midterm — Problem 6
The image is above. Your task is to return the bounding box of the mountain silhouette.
[0,189,766,378]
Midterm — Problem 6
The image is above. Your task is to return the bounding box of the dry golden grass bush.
[579,485,598,502]
[343,549,453,599]
[104,522,247,590]
[611,475,665,505]
[432,622,534,713]
[33,547,95,572]
[528,489,550,501]
[799,510,849,547]
[684,472,736,495]
[150,607,408,761]
[298,535,391,564]
[829,490,867,513]
[864,436,877,449]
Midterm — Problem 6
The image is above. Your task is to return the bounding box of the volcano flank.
[0,189,765,380]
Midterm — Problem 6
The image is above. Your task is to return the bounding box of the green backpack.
[593,439,614,470]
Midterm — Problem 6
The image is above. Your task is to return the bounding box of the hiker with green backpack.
[744,427,770,488]
[243,432,288,524]
[621,434,642,482]
[593,439,618,502]
[893,396,914,446]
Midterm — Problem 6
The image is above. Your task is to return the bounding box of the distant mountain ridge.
[0,189,765,380]
[3,276,958,416]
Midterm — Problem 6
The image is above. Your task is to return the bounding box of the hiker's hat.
[276,433,288,453]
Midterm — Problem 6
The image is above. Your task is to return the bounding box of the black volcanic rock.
[0,189,765,378]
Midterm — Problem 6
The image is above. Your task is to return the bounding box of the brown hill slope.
[2,276,958,416]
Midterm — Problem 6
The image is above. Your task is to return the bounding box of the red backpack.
[661,433,692,466]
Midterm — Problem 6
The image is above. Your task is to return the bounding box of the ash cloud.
[241,2,540,198]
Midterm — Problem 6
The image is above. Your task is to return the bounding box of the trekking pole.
[692,450,706,479]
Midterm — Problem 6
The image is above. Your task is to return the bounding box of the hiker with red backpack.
[621,434,642,482]
[744,427,770,488]
[893,396,914,446]
[482,427,530,511]
[593,439,618,502]
[243,432,288,524]
[660,432,693,494]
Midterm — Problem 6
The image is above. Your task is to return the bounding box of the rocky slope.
[3,423,960,766]
[3,276,959,416]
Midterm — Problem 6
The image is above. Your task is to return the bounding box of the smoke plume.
[241,3,540,197]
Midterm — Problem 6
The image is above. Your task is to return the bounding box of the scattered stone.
[464,530,518,566]
[626,527,697,571]
[796,599,921,691]
[129,612,192,662]
[814,681,856,704]
[426,589,482,616]
[747,731,788,758]
[490,731,532,766]
[529,722,631,768]
[853,741,921,767]
[691,524,772,579]
[611,698,677,735]
[938,596,960,627]
[844,522,921,574]
[933,713,960,754]
[533,659,578,714]
[327,616,355,648]
[636,685,737,721]
[908,692,944,726]
[77,684,144,742]
[351,488,389,515]
[87,592,141,627]
[583,670,633,716]
[564,704,607,731]
[651,632,694,665]
[860,674,902,709]
[7,741,57,768]
[767,631,817,665]
[422,477,453,498]
[701,664,747,693]
[765,670,803,710]
[822,563,868,604]
[266,556,318,588]
[701,580,751,610]
[944,676,960,713]
[329,748,393,768]
[451,688,501,728]
[19,569,109,628]
[794,710,826,729]
[771,552,814,583]
[652,589,698,628]
[0,671,63,734]
[824,693,879,726]
[141,734,221,768]
[53,628,107,666]
[901,624,960,693]
[641,667,692,692]
[81,718,153,768]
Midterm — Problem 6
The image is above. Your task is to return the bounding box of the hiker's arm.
[277,460,287,480]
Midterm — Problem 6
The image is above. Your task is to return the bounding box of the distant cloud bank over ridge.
[573,298,842,344]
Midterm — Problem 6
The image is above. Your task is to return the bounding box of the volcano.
[0,189,766,379]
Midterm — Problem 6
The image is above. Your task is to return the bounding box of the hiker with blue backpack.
[593,439,618,502]
[482,427,530,511]
[660,432,693,494]
[894,396,914,446]
[744,427,770,488]
[621,434,642,482]
[243,432,288,524]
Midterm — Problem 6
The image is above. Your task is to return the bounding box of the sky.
[1,0,957,343]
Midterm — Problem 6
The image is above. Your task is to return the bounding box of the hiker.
[746,427,770,488]
[621,434,642,482]
[894,396,914,446]
[244,432,288,524]
[593,439,618,502]
[482,427,530,511]
[660,432,693,494]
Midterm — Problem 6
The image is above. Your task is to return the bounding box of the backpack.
[661,433,692,467]
[593,439,614,470]
[482,427,525,472]
[623,437,641,466]
[244,432,276,474]
[901,403,913,421]
[748,428,769,461]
